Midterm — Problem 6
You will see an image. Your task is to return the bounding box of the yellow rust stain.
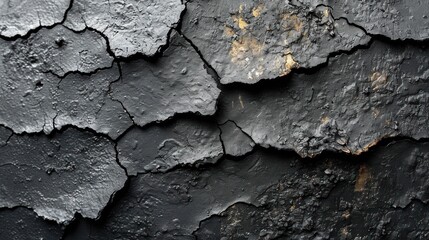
[321,116,330,124]
[370,71,388,91]
[354,164,370,192]
[224,26,235,37]
[238,95,244,109]
[284,53,298,73]
[355,138,382,155]
[230,36,263,64]
[252,4,264,17]
[282,13,303,32]
[232,4,249,30]
[323,8,330,18]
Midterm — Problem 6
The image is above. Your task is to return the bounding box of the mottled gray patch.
[118,118,223,175]
[0,128,127,223]
[64,0,185,57]
[111,31,220,127]
[218,41,429,157]
[181,0,370,84]
[0,0,70,38]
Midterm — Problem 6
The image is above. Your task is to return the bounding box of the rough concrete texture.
[218,40,429,157]
[0,207,64,240]
[181,0,370,84]
[118,117,223,175]
[64,0,185,57]
[329,0,429,40]
[0,0,71,38]
[111,31,220,127]
[0,128,127,223]
[0,0,428,239]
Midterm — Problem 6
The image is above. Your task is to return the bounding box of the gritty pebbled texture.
[0,128,127,223]
[0,207,64,240]
[0,0,71,38]
[218,40,429,157]
[117,117,223,175]
[64,0,185,57]
[195,141,429,239]
[329,0,429,40]
[219,120,255,157]
[111,31,220,127]
[181,0,370,84]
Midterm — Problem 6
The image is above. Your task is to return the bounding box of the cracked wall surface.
[0,0,428,239]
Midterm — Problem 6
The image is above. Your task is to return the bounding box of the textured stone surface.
[0,128,127,223]
[63,140,429,239]
[0,207,63,240]
[195,141,429,239]
[64,0,185,57]
[329,0,429,40]
[55,65,133,139]
[0,29,128,138]
[111,32,220,127]
[218,40,429,157]
[0,0,70,38]
[117,117,223,175]
[220,121,254,157]
[181,0,370,84]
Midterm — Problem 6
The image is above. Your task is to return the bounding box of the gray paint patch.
[111,32,220,127]
[0,128,127,223]
[64,0,185,57]
[118,118,223,175]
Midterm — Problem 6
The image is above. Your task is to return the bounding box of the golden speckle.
[370,71,388,91]
[230,36,263,64]
[252,4,264,18]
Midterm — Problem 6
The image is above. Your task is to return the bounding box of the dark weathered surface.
[118,117,223,175]
[218,40,429,157]
[63,151,291,239]
[63,140,429,239]
[111,32,220,127]
[220,121,255,157]
[0,0,70,38]
[0,0,428,239]
[64,0,185,57]
[0,207,63,240]
[0,128,127,223]
[194,141,429,239]
[181,0,370,84]
[329,0,429,40]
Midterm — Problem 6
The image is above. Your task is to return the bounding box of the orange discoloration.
[284,53,298,72]
[355,164,370,192]
[224,26,235,37]
[252,4,264,17]
[230,36,263,64]
[282,13,303,32]
[370,71,388,91]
